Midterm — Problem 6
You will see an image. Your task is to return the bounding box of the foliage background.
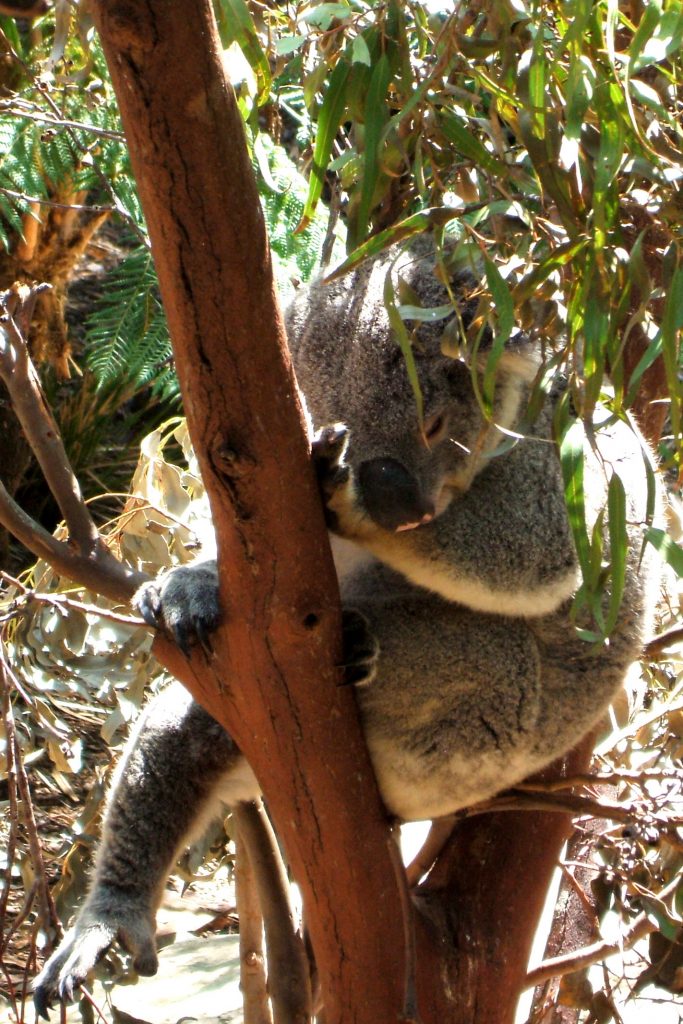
[0,0,682,1021]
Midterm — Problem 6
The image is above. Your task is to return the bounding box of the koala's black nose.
[358,458,435,532]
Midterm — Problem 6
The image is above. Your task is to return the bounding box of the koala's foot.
[134,561,221,656]
[33,892,157,1019]
[341,608,379,687]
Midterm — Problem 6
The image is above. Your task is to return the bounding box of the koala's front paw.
[341,608,379,687]
[33,896,157,1019]
[134,560,221,656]
[312,425,350,528]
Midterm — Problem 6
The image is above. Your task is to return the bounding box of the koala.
[34,240,663,1015]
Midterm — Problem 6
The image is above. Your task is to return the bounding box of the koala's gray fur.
[34,240,663,1014]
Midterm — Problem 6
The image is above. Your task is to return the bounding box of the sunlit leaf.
[558,413,592,581]
[296,58,351,232]
[482,256,514,411]
[215,0,272,104]
[384,266,423,424]
[605,471,627,633]
[646,526,683,577]
[439,109,506,176]
[352,52,392,246]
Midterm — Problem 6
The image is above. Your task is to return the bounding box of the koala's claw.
[33,983,51,1020]
[133,563,221,656]
[33,904,158,1019]
[172,616,214,659]
[341,608,379,687]
[136,581,163,630]
[312,424,350,493]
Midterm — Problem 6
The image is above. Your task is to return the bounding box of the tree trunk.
[88,3,409,1023]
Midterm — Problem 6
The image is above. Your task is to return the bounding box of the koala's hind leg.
[34,682,256,1018]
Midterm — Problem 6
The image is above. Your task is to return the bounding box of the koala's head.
[287,239,535,534]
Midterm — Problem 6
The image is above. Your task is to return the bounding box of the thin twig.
[0,186,115,214]
[0,672,20,988]
[516,769,682,790]
[0,290,100,548]
[0,573,146,627]
[33,84,149,247]
[232,802,312,1024]
[444,789,683,850]
[643,623,683,658]
[1,35,147,246]
[0,104,125,141]
[1,880,38,955]
[0,473,142,602]
[1,659,61,939]
[234,819,274,1024]
[523,913,654,990]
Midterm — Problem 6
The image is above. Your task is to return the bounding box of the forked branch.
[0,283,146,602]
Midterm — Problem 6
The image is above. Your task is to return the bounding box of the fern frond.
[83,244,176,406]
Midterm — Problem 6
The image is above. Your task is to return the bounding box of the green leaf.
[352,34,372,66]
[528,27,547,138]
[482,257,514,411]
[384,266,423,425]
[396,303,454,323]
[274,35,306,56]
[301,2,353,29]
[660,264,683,459]
[628,1,664,72]
[215,0,271,104]
[352,53,392,245]
[605,472,627,633]
[439,109,506,176]
[591,82,625,239]
[296,58,351,233]
[631,3,683,70]
[624,329,663,408]
[514,240,589,305]
[558,416,592,581]
[646,527,683,577]
[583,282,609,412]
[634,885,683,941]
[324,207,466,281]
[565,55,595,141]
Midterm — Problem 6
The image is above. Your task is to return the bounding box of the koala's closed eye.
[423,412,448,445]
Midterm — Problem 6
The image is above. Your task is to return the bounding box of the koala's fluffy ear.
[434,256,542,385]
[495,338,544,383]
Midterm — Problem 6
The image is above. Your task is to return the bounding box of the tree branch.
[233,814,273,1024]
[0,284,147,601]
[524,912,655,990]
[1,285,98,551]
[233,802,311,1024]
[448,787,683,849]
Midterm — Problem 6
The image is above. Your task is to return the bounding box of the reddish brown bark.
[410,739,594,1024]
[88,3,408,1023]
